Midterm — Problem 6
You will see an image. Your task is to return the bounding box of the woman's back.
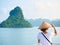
[37,32,53,45]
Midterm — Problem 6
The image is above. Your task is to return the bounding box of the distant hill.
[0,6,32,28]
[51,19,60,27]
[28,18,60,27]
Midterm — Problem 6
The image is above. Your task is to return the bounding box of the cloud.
[0,8,10,22]
[35,0,60,9]
[28,0,60,20]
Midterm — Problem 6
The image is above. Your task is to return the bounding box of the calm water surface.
[0,27,60,45]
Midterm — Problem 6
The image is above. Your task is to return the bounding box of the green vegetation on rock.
[0,6,32,28]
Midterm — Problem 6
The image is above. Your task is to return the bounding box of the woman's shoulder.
[47,32,54,36]
[37,32,42,36]
[37,32,42,39]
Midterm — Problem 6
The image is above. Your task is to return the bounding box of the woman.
[37,21,57,45]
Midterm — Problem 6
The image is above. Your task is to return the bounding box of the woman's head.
[38,21,52,32]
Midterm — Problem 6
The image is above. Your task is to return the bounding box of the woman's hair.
[41,28,48,32]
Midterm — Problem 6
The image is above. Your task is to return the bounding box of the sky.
[0,0,60,22]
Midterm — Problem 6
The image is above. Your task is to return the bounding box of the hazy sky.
[0,0,60,22]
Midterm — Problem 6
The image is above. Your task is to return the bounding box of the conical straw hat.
[38,21,52,29]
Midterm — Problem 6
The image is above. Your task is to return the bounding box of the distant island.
[0,6,32,28]
[28,18,60,27]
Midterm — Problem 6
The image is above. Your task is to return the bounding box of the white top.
[37,31,54,45]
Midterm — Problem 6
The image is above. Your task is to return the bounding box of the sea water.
[0,27,60,45]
